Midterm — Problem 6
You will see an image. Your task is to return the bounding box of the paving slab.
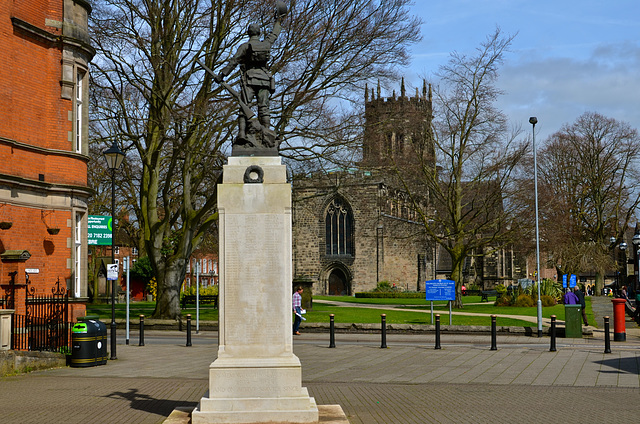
[1,296,640,423]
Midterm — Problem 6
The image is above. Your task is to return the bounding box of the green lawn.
[305,303,534,326]
[314,295,460,306]
[86,301,532,327]
[85,302,220,321]
[84,296,595,327]
[315,295,596,326]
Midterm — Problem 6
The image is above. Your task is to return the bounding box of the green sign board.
[88,215,112,246]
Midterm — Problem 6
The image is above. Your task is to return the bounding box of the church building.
[292,80,435,295]
[292,78,530,296]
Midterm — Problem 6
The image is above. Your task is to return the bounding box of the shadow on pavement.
[105,388,197,416]
[595,357,640,375]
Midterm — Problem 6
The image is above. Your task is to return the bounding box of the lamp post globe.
[103,141,125,360]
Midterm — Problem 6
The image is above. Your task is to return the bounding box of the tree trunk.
[152,264,185,319]
[594,270,605,296]
[451,253,464,309]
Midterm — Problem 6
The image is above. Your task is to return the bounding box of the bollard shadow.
[104,388,197,416]
[594,357,640,375]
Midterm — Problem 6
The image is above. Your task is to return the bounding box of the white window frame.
[75,70,85,153]
[74,212,82,297]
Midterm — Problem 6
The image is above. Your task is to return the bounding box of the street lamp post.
[530,117,542,337]
[103,141,125,360]
[632,228,640,295]
[618,241,627,295]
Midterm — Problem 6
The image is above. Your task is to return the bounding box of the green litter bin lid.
[72,323,88,333]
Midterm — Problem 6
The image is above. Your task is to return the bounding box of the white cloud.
[497,41,640,140]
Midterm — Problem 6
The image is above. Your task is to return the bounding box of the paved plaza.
[1,297,639,423]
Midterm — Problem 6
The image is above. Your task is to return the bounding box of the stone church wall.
[292,171,431,295]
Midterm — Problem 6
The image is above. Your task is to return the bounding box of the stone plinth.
[0,309,14,351]
[192,156,319,424]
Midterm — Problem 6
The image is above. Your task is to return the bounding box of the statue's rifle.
[197,58,256,121]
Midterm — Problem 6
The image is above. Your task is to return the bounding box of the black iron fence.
[8,278,73,352]
[11,313,72,353]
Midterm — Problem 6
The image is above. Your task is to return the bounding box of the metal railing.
[11,313,72,353]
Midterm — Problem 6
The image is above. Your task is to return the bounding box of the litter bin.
[564,304,583,338]
[92,319,107,365]
[71,317,108,367]
[79,317,108,365]
[71,321,98,367]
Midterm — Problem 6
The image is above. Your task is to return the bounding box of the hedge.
[355,292,425,299]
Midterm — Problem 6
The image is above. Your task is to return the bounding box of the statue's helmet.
[247,24,260,37]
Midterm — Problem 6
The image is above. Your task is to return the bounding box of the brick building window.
[74,212,83,297]
[325,197,354,256]
[75,70,85,153]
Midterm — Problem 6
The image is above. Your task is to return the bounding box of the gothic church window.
[325,198,354,256]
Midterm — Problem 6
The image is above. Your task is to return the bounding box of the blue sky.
[404,0,640,141]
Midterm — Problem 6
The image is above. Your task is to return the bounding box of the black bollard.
[380,314,387,349]
[549,315,557,352]
[490,315,497,350]
[139,314,145,347]
[329,314,336,348]
[186,314,192,347]
[435,314,441,350]
[604,316,611,354]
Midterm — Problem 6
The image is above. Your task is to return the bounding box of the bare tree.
[392,29,527,308]
[89,0,421,318]
[537,112,640,294]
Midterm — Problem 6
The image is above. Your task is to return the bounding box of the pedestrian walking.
[292,286,303,335]
[563,289,579,305]
[574,286,588,325]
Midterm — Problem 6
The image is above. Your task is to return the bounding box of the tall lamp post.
[610,236,627,294]
[530,117,542,337]
[103,141,125,360]
[632,228,640,295]
[617,240,627,295]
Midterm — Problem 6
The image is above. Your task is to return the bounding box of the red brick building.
[0,1,93,319]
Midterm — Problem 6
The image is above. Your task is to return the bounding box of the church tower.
[362,78,434,168]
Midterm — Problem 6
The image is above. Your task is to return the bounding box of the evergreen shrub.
[514,294,535,307]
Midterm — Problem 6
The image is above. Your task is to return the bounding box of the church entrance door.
[328,269,349,296]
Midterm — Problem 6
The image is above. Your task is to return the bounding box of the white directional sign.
[107,263,119,281]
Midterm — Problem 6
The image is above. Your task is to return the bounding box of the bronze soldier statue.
[211,2,287,155]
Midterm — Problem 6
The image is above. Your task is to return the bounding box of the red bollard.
[611,298,626,342]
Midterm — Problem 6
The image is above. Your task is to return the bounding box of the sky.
[404,0,640,141]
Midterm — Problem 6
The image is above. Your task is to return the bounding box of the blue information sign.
[425,279,456,301]
[562,274,567,288]
[569,274,577,288]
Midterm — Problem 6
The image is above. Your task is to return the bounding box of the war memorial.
[191,2,345,422]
